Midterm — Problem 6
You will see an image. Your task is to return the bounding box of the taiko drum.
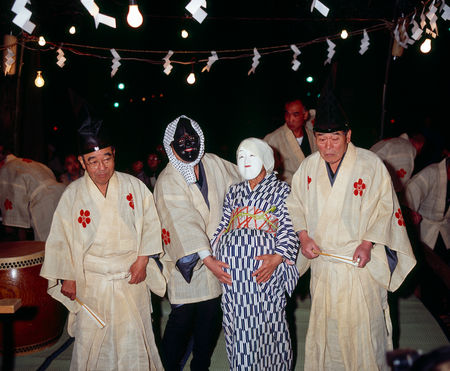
[0,241,67,354]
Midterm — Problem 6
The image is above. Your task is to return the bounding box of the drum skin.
[0,241,67,354]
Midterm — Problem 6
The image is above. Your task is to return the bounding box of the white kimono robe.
[153,153,241,305]
[404,158,449,250]
[264,118,317,185]
[41,171,165,371]
[287,143,416,371]
[370,133,417,192]
[0,154,66,241]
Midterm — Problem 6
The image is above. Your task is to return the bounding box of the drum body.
[0,241,67,354]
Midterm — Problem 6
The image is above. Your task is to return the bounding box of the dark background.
[0,0,448,170]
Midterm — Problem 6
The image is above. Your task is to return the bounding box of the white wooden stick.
[75,298,106,328]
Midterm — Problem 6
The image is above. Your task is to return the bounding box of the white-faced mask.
[237,148,263,180]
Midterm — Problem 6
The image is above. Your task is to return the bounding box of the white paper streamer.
[201,51,218,72]
[410,19,423,40]
[310,0,329,17]
[110,48,121,77]
[80,0,116,29]
[185,0,208,24]
[324,38,335,65]
[4,48,15,75]
[426,1,438,31]
[247,48,261,75]
[442,4,450,20]
[56,48,66,68]
[163,50,174,75]
[11,0,36,34]
[359,29,370,55]
[290,44,301,71]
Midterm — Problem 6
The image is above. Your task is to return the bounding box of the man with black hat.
[153,115,241,370]
[286,90,416,370]
[40,113,166,370]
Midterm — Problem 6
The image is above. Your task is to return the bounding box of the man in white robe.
[370,133,425,193]
[40,116,165,371]
[0,144,66,241]
[264,99,317,185]
[287,95,416,371]
[404,157,449,252]
[153,115,241,370]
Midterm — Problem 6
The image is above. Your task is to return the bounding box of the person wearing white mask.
[210,137,299,370]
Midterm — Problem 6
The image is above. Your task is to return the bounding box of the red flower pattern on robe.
[78,209,91,228]
[4,199,13,210]
[395,208,405,226]
[126,193,134,209]
[396,168,407,178]
[353,178,366,196]
[162,229,171,245]
[21,158,32,163]
[307,176,311,190]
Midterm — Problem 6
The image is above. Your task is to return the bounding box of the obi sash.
[225,206,279,236]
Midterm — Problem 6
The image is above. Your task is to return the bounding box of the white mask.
[237,148,263,180]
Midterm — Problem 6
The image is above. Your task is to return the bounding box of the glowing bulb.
[38,36,46,46]
[340,29,348,39]
[420,38,431,54]
[69,26,76,34]
[35,71,45,88]
[127,1,143,28]
[306,76,314,83]
[187,72,196,85]
[181,29,189,38]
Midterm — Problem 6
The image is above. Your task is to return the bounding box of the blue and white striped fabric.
[212,173,299,370]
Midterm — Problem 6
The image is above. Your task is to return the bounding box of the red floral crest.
[162,228,171,245]
[396,168,407,178]
[126,193,134,209]
[78,209,91,228]
[4,199,13,210]
[21,158,32,163]
[353,178,366,196]
[395,208,405,226]
[307,176,311,190]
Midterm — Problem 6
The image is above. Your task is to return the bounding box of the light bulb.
[127,1,143,28]
[187,72,196,85]
[35,71,45,88]
[69,26,76,34]
[181,29,189,39]
[340,29,348,39]
[420,38,431,54]
[38,36,46,46]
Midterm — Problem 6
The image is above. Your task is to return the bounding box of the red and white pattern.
[78,209,91,228]
[4,198,13,210]
[395,208,405,226]
[126,193,134,209]
[162,228,171,245]
[396,168,407,178]
[226,205,279,236]
[353,178,366,196]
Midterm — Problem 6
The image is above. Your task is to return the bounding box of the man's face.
[64,155,80,176]
[79,146,115,187]
[284,101,308,133]
[147,153,161,171]
[172,119,200,162]
[315,130,351,166]
[237,148,264,180]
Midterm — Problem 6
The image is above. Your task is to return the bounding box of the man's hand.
[299,231,320,259]
[203,256,232,285]
[252,254,283,284]
[353,240,373,268]
[61,280,76,300]
[129,256,149,284]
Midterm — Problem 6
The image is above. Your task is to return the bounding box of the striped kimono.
[211,173,299,370]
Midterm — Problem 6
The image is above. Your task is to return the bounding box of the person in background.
[146,151,163,192]
[264,98,317,184]
[59,153,84,185]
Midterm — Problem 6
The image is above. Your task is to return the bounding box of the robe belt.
[225,206,279,235]
[84,252,136,276]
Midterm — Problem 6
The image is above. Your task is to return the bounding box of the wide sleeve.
[210,186,234,254]
[154,171,211,262]
[286,164,308,233]
[40,191,79,313]
[403,171,430,212]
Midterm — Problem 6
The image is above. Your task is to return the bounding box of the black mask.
[172,118,200,162]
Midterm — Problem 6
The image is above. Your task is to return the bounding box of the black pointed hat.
[77,105,112,155]
[314,78,349,133]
